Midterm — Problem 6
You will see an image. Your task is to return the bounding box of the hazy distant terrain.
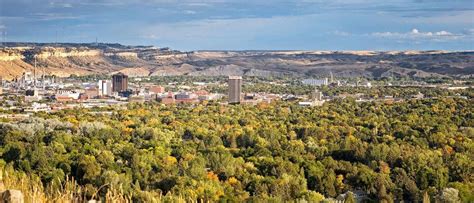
[0,43,472,80]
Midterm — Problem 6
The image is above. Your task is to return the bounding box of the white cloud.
[142,34,159,39]
[49,2,73,8]
[463,28,474,35]
[184,10,197,15]
[330,30,350,36]
[182,2,213,7]
[371,28,467,41]
[33,13,83,21]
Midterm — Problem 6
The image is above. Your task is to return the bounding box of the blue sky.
[0,0,473,50]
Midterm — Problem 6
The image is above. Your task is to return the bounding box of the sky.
[0,0,473,51]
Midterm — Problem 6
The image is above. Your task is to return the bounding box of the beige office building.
[228,76,242,104]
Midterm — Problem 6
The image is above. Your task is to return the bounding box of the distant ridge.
[0,42,472,80]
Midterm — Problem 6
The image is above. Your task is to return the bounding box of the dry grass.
[0,167,195,203]
[0,167,133,203]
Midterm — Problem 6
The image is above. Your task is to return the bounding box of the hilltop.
[0,42,472,80]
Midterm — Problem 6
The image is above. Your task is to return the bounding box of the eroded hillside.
[0,43,472,80]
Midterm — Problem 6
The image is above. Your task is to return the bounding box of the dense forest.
[0,98,472,202]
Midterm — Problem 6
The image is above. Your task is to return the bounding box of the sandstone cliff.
[0,43,472,80]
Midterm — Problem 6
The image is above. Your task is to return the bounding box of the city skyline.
[0,0,473,51]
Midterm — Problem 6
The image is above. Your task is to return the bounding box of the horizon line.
[1,41,473,53]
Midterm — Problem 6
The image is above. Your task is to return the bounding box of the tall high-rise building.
[228,76,242,104]
[98,80,112,96]
[112,73,128,92]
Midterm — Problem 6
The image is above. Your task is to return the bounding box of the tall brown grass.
[0,166,185,203]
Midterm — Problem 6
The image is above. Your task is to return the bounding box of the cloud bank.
[372,29,468,41]
[0,0,472,50]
